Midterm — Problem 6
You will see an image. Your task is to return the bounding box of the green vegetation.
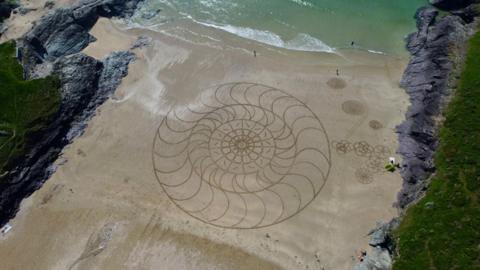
[0,40,60,178]
[385,163,397,173]
[393,31,480,269]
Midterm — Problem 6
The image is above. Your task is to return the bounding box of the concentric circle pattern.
[152,83,331,229]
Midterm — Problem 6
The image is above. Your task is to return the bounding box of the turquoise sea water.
[133,0,427,55]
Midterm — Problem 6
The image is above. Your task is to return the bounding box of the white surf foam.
[198,22,335,53]
[288,0,314,7]
[367,49,386,55]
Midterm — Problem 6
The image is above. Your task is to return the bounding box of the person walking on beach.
[253,50,257,58]
[336,69,339,76]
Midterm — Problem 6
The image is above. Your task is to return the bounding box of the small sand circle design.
[341,100,365,115]
[355,168,374,184]
[369,120,384,130]
[327,78,347,89]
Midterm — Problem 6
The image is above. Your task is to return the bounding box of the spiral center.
[232,136,253,153]
[208,118,276,175]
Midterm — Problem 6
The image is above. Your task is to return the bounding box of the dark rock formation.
[44,1,55,10]
[13,7,37,15]
[21,0,142,78]
[429,0,479,10]
[0,0,141,227]
[452,4,480,23]
[64,51,135,140]
[356,1,479,268]
[131,35,152,49]
[0,0,18,36]
[0,0,17,20]
[368,220,399,253]
[396,7,471,209]
[353,247,392,270]
[353,220,399,270]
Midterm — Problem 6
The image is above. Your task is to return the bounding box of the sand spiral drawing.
[152,82,331,229]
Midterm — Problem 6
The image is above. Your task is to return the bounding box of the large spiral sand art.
[152,83,331,229]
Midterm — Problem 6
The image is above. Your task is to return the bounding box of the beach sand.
[0,15,409,270]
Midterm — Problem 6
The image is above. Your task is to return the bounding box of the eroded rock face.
[0,0,140,227]
[396,7,471,209]
[0,0,17,20]
[452,4,480,23]
[0,0,19,36]
[21,0,142,78]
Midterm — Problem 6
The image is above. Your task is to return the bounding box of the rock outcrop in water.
[0,0,141,227]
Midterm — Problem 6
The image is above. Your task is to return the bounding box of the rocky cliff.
[0,0,141,227]
[396,5,474,209]
[356,1,478,269]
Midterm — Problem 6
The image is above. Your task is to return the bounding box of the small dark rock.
[44,1,55,9]
[15,7,37,15]
[131,35,152,49]
[141,8,161,20]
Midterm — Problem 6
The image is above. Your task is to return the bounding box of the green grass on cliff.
[0,40,60,178]
[393,31,480,269]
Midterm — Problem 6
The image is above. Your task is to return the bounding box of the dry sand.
[0,13,409,270]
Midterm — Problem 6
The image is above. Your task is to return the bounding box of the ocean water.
[131,0,426,55]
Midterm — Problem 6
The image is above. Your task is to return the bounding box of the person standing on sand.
[336,69,339,76]
[254,50,257,58]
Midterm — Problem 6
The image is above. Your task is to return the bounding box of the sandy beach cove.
[0,5,409,269]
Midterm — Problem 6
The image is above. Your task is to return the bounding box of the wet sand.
[0,15,409,270]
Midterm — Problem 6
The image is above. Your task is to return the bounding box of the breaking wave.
[199,22,335,53]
